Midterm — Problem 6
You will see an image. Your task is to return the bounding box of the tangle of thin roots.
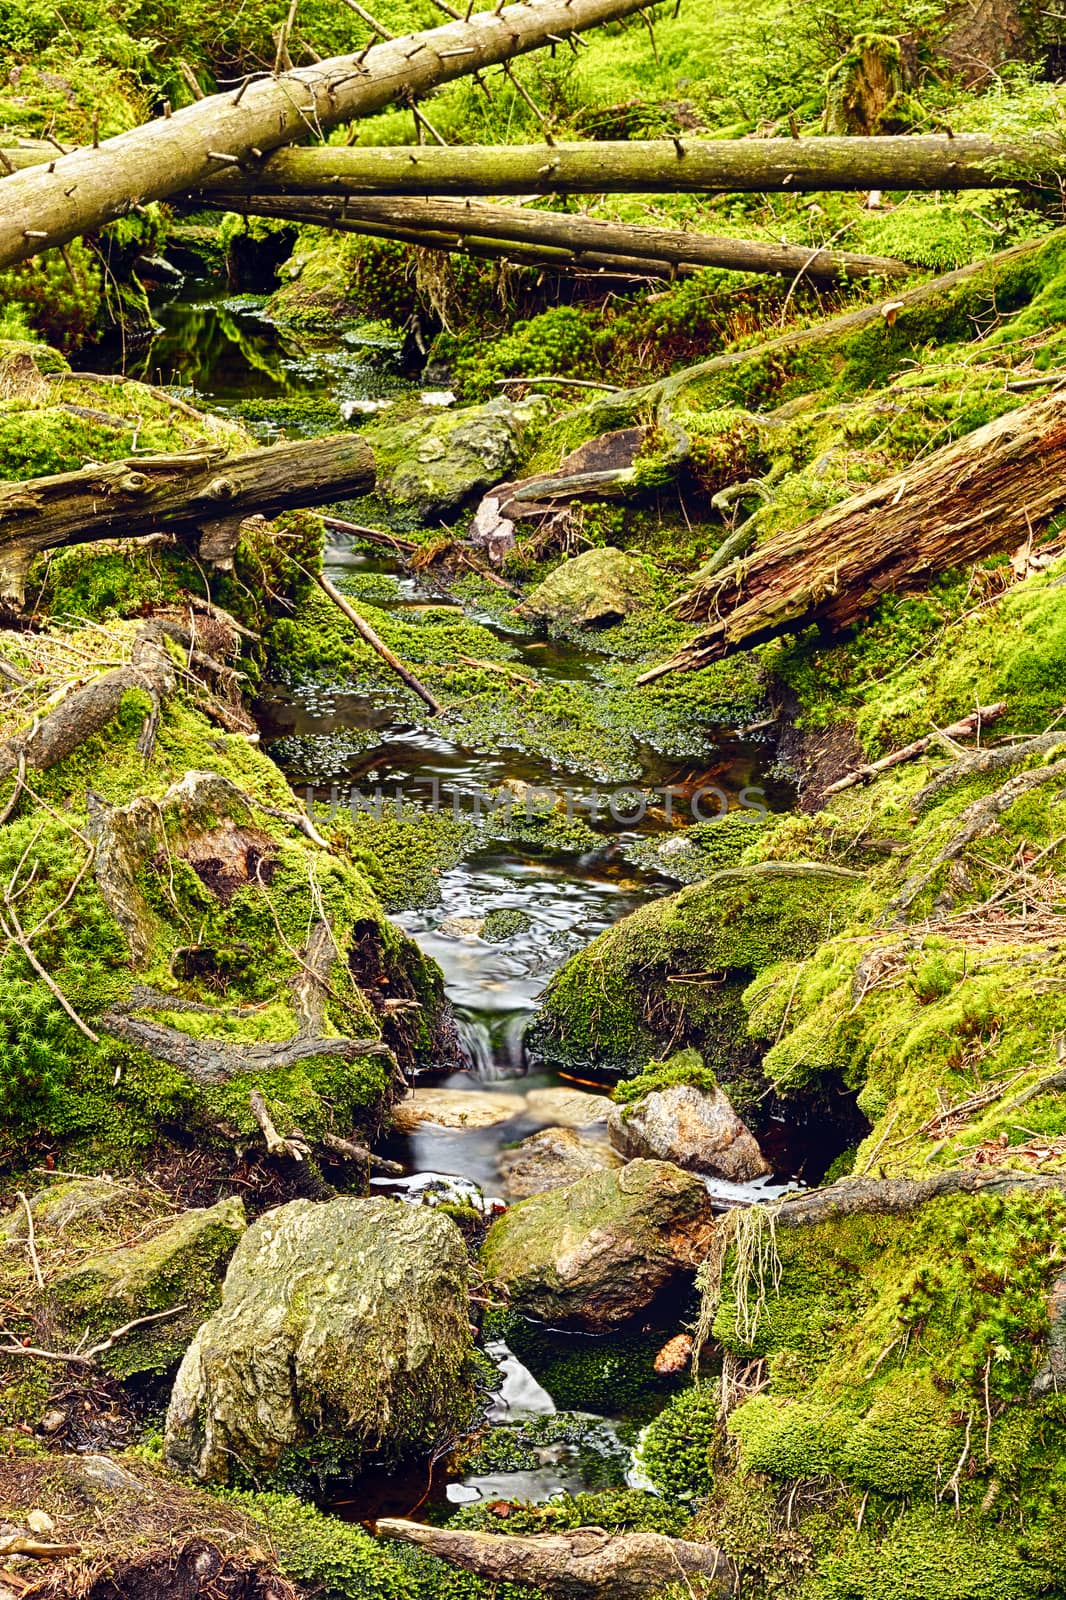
[693,1204,783,1378]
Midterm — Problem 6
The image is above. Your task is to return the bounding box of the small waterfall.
[456,1010,531,1080]
[455,1014,499,1080]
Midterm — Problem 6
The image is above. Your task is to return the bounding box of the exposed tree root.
[377,1519,737,1599]
[913,728,1066,811]
[889,756,1066,915]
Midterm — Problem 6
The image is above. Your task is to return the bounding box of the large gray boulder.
[371,396,547,516]
[523,547,656,629]
[480,1159,714,1331]
[608,1084,771,1183]
[164,1197,477,1483]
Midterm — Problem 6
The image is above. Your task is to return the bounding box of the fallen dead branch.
[0,1304,188,1368]
[823,704,1007,796]
[314,571,443,715]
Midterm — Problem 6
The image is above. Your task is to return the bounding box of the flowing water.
[122,283,801,1512]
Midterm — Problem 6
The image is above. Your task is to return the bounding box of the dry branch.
[640,389,1066,679]
[0,0,652,269]
[822,703,1008,795]
[314,571,443,714]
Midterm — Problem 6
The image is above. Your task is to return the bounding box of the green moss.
[635,1383,720,1500]
[529,863,861,1096]
[613,1048,718,1106]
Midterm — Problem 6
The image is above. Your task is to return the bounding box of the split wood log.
[821,702,1008,795]
[203,193,911,283]
[187,132,1066,197]
[639,388,1066,680]
[0,0,651,270]
[376,1520,737,1599]
[0,432,374,608]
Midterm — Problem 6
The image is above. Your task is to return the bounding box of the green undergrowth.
[0,615,450,1166]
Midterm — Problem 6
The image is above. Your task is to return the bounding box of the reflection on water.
[83,290,409,428]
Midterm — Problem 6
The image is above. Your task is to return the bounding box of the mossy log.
[0,0,650,270]
[182,132,1066,197]
[377,1519,738,1599]
[0,432,374,607]
[640,388,1066,677]
[204,193,910,284]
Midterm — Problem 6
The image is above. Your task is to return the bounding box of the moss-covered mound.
[529,862,862,1102]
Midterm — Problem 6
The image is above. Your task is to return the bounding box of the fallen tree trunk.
[577,228,1058,428]
[376,1520,737,1599]
[639,387,1066,678]
[206,192,910,282]
[0,431,374,606]
[188,132,1066,197]
[0,0,649,271]
[213,199,696,280]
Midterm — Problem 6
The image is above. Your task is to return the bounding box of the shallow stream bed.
[123,284,796,1512]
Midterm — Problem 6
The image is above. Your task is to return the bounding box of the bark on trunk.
[0,0,649,270]
[184,132,1066,197]
[0,432,374,606]
[639,388,1066,678]
[205,192,911,283]
[376,1521,737,1599]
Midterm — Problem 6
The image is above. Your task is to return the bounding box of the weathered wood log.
[639,388,1066,679]
[0,432,374,606]
[189,132,1066,197]
[206,192,910,283]
[0,0,650,270]
[376,1520,738,1599]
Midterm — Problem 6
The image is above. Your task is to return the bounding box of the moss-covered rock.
[366,395,548,517]
[165,1196,481,1487]
[481,1158,714,1330]
[51,1196,246,1380]
[528,862,863,1103]
[523,546,657,630]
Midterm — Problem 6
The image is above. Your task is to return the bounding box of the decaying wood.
[0,622,177,781]
[184,132,1066,197]
[204,192,910,284]
[314,571,443,715]
[0,432,375,608]
[639,389,1066,679]
[822,703,1008,796]
[376,1520,737,1599]
[0,0,651,270]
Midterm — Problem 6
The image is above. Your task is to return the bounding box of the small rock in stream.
[392,1087,528,1131]
[498,1126,621,1198]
